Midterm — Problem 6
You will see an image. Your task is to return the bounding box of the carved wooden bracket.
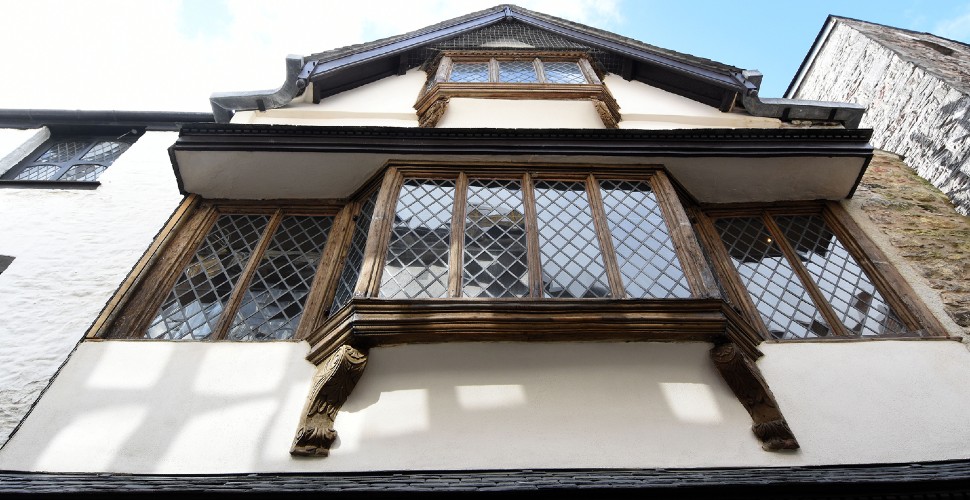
[291,344,369,457]
[710,342,799,451]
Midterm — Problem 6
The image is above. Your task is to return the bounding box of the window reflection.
[463,179,529,298]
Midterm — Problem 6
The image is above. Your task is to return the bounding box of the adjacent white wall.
[0,130,183,447]
[3,339,969,474]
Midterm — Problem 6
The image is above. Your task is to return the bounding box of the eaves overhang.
[170,124,873,204]
[0,109,214,132]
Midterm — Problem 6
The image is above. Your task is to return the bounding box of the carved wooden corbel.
[291,344,369,457]
[418,96,450,128]
[710,342,799,451]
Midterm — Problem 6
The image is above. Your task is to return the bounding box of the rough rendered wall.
[0,130,183,446]
[846,150,970,335]
[793,23,970,214]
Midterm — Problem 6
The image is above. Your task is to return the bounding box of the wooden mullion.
[586,174,625,298]
[534,58,546,83]
[211,210,284,341]
[578,58,601,85]
[435,56,452,84]
[107,202,219,338]
[92,195,201,338]
[448,173,469,297]
[822,202,947,336]
[488,59,499,83]
[651,171,720,298]
[762,213,853,337]
[357,168,404,298]
[521,173,544,298]
[294,204,357,340]
[692,210,772,340]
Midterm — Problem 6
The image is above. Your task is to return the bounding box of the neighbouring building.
[1,5,969,497]
[788,15,970,215]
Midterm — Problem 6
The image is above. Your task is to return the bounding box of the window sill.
[306,297,764,365]
[0,179,100,189]
[415,82,621,128]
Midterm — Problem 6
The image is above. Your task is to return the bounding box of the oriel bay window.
[375,169,696,300]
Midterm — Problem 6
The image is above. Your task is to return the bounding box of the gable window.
[697,206,940,339]
[2,134,136,183]
[416,51,620,128]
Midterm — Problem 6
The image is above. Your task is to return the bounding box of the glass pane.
[715,217,830,339]
[534,180,611,298]
[776,215,909,336]
[147,214,269,340]
[380,179,454,298]
[330,191,378,315]
[600,180,691,298]
[449,62,489,82]
[543,61,586,84]
[463,179,529,298]
[228,216,334,341]
[81,141,130,164]
[499,60,539,83]
[36,140,86,163]
[59,164,106,181]
[13,165,60,181]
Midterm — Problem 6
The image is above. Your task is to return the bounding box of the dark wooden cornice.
[173,124,873,158]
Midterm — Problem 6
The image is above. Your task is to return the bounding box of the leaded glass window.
[443,57,590,85]
[712,212,916,339]
[463,179,529,298]
[330,191,378,314]
[146,212,335,341]
[449,62,489,83]
[499,60,539,83]
[380,179,455,299]
[2,135,134,182]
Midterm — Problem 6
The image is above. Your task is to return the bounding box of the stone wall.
[793,22,970,215]
[850,150,970,335]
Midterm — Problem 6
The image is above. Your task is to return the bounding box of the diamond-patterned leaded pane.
[499,60,539,83]
[380,179,455,299]
[462,179,529,298]
[36,140,86,163]
[543,61,586,84]
[228,216,334,341]
[534,181,611,298]
[600,180,691,298]
[775,215,910,337]
[715,217,830,339]
[81,141,130,163]
[449,62,490,82]
[59,164,107,181]
[330,191,378,315]
[146,214,269,340]
[13,165,60,180]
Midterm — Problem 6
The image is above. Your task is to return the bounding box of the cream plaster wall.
[0,131,183,447]
[435,98,606,129]
[604,75,783,129]
[3,339,970,474]
[232,69,425,126]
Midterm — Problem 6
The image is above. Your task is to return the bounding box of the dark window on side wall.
[2,131,138,183]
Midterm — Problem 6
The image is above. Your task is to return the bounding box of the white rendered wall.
[0,131,183,447]
[3,339,970,474]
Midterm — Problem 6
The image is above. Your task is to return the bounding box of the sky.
[2,0,970,113]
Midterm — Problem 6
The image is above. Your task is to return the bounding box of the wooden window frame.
[693,202,950,341]
[97,198,357,341]
[415,50,620,128]
[349,163,718,302]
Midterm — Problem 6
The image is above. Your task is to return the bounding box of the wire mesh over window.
[381,179,455,299]
[463,179,529,298]
[534,181,611,298]
[227,216,334,341]
[775,215,909,336]
[330,192,378,315]
[498,60,539,83]
[449,62,489,82]
[2,137,134,182]
[715,217,831,339]
[147,215,270,340]
[543,61,586,84]
[600,180,691,298]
